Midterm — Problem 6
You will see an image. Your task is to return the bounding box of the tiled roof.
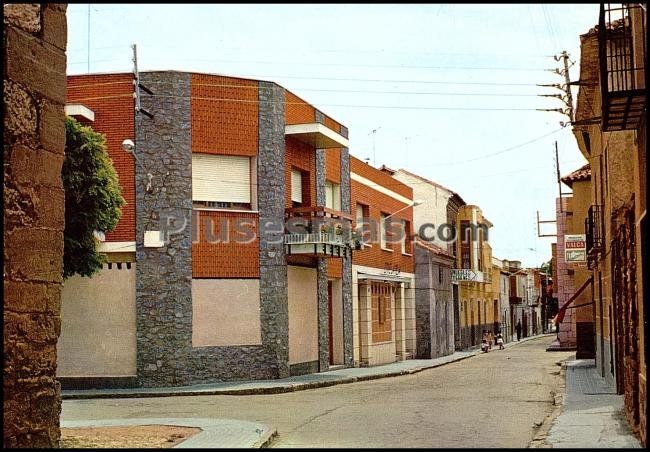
[394,168,466,205]
[561,163,591,187]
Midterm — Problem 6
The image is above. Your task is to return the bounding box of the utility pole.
[555,141,562,212]
[559,51,575,122]
[537,50,575,126]
[132,44,141,115]
[369,127,381,167]
[132,44,153,119]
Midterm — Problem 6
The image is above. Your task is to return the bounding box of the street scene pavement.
[63,336,575,448]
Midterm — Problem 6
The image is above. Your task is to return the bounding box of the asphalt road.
[62,336,574,448]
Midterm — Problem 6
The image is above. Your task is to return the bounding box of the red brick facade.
[66,73,136,242]
[350,156,414,274]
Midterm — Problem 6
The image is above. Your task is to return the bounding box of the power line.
[66,79,547,97]
[65,92,555,112]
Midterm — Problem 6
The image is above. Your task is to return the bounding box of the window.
[325,181,341,211]
[401,220,412,254]
[291,169,303,207]
[380,213,388,249]
[192,154,251,209]
[438,266,443,284]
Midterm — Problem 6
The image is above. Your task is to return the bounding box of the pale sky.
[66,3,599,267]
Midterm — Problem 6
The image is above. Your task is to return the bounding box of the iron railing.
[585,204,604,268]
[598,3,646,131]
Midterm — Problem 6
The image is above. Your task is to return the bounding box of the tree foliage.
[63,117,125,279]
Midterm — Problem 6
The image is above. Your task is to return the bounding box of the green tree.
[63,117,125,278]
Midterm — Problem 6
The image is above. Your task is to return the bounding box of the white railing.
[284,232,348,246]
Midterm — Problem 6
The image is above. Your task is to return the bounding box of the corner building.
[58,71,354,387]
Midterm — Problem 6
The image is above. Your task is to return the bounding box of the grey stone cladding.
[134,73,288,387]
[340,147,354,366]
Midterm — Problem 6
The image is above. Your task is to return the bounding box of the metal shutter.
[291,169,303,203]
[192,154,250,203]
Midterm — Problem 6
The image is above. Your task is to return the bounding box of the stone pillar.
[3,4,67,447]
[340,146,354,367]
[315,148,329,371]
[258,81,289,378]
[415,246,433,358]
[135,71,193,387]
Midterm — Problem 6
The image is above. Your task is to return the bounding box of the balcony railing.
[585,204,603,269]
[509,296,523,305]
[284,206,354,257]
[599,3,646,131]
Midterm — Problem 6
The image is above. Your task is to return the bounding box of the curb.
[62,334,553,400]
[60,418,277,449]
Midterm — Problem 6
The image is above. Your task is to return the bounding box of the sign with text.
[565,234,586,262]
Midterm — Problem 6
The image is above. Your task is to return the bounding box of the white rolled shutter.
[192,154,250,203]
[291,169,303,203]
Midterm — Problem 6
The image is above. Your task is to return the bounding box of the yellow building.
[453,205,497,348]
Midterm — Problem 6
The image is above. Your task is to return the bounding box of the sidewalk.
[62,334,550,400]
[61,418,276,449]
[545,359,641,448]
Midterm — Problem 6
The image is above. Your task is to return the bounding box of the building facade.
[454,205,496,349]
[571,4,646,444]
[59,71,355,387]
[549,164,595,358]
[388,169,465,358]
[350,158,416,365]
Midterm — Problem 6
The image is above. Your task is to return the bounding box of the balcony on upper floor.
[598,3,646,131]
[284,206,355,258]
[285,123,349,149]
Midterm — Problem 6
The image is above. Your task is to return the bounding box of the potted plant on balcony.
[351,230,363,250]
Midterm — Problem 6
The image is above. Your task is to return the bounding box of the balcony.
[598,3,646,131]
[451,269,484,283]
[509,296,523,305]
[285,206,354,257]
[585,204,603,269]
[285,123,349,149]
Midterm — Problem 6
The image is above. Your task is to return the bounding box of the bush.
[63,117,125,278]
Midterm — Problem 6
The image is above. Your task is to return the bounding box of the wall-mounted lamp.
[122,138,153,193]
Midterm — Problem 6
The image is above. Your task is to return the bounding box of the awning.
[357,272,412,283]
[553,276,593,325]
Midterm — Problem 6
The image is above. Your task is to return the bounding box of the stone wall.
[3,3,67,447]
[135,71,194,387]
[340,146,354,367]
[415,245,458,358]
[315,148,329,371]
[257,81,290,379]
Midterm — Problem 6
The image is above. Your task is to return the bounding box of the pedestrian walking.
[515,320,522,341]
[488,331,494,349]
[496,332,504,350]
[481,330,490,353]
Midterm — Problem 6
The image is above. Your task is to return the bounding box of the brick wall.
[3,3,67,447]
[189,73,260,278]
[350,156,414,274]
[285,136,316,208]
[192,210,259,278]
[191,73,258,156]
[66,73,135,242]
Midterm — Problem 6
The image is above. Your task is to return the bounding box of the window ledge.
[193,208,259,214]
[381,247,393,253]
[401,252,413,257]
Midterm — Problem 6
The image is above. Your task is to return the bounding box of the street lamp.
[122,138,153,193]
[384,199,423,221]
